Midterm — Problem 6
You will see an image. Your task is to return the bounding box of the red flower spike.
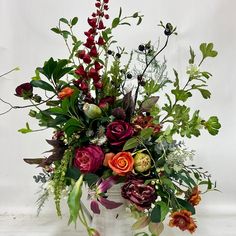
[83,54,92,64]
[90,46,99,57]
[79,81,89,92]
[98,20,106,30]
[95,61,103,71]
[84,28,97,37]
[104,0,109,3]
[88,18,97,28]
[87,35,95,44]
[97,36,105,46]
[105,14,109,19]
[75,65,87,77]
[89,68,100,82]
[77,50,86,59]
[104,5,109,11]
[94,81,103,89]
[95,2,101,8]
[92,12,97,17]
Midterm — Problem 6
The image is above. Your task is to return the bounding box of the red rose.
[98,96,115,108]
[15,82,33,98]
[106,120,134,147]
[74,145,104,173]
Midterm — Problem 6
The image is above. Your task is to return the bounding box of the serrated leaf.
[200,43,218,59]
[123,137,139,151]
[171,89,192,102]
[204,116,221,135]
[199,89,211,99]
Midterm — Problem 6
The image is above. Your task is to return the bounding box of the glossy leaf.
[123,137,139,151]
[150,205,161,223]
[31,80,55,92]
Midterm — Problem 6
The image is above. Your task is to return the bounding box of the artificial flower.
[15,82,33,98]
[83,103,102,119]
[58,87,74,99]
[169,210,197,234]
[106,120,134,147]
[188,187,201,206]
[133,152,151,172]
[121,179,157,208]
[108,151,134,176]
[74,145,104,173]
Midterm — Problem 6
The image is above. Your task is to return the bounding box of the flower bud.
[83,103,102,119]
[134,153,151,172]
[29,109,37,117]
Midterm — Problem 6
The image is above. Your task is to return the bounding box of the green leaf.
[112,17,120,28]
[137,17,142,25]
[140,96,159,112]
[176,198,195,215]
[156,201,169,221]
[200,43,218,59]
[132,216,150,230]
[204,116,221,135]
[133,12,139,18]
[150,205,161,223]
[59,17,69,24]
[140,128,153,140]
[199,89,211,99]
[41,57,58,79]
[123,137,139,151]
[171,89,192,102]
[30,80,55,92]
[51,27,61,34]
[31,69,41,81]
[84,173,99,187]
[68,174,84,225]
[18,122,32,134]
[71,17,78,25]
[189,46,195,64]
[148,222,164,236]
[63,118,83,137]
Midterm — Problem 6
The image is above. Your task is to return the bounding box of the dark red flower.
[84,28,97,37]
[94,81,103,89]
[88,18,97,28]
[75,65,87,77]
[79,81,89,92]
[106,120,134,147]
[98,96,115,108]
[88,68,99,80]
[98,20,106,30]
[74,145,104,173]
[77,50,86,59]
[105,14,109,19]
[121,179,157,209]
[104,5,109,10]
[95,2,101,7]
[104,0,109,3]
[15,82,33,98]
[83,54,92,64]
[94,61,103,71]
[90,46,99,57]
[97,36,105,46]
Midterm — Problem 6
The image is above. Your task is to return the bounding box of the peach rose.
[108,152,134,176]
[103,153,115,167]
[58,87,74,99]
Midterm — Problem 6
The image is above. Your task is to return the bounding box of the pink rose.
[106,120,134,147]
[74,145,104,173]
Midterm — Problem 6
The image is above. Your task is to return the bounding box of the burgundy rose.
[121,179,157,209]
[106,120,134,147]
[15,82,33,98]
[74,145,104,173]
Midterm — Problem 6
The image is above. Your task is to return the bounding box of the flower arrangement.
[0,0,221,235]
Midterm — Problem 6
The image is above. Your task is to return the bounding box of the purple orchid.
[88,176,123,214]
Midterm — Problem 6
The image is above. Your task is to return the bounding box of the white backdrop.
[0,0,236,234]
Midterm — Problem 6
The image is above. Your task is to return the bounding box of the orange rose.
[103,153,115,167]
[108,152,134,176]
[58,87,74,99]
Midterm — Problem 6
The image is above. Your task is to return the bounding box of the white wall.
[0,0,235,217]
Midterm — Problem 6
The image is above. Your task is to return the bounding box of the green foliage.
[68,174,84,224]
[200,43,218,61]
[204,116,221,135]
[18,122,32,134]
[53,150,72,216]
